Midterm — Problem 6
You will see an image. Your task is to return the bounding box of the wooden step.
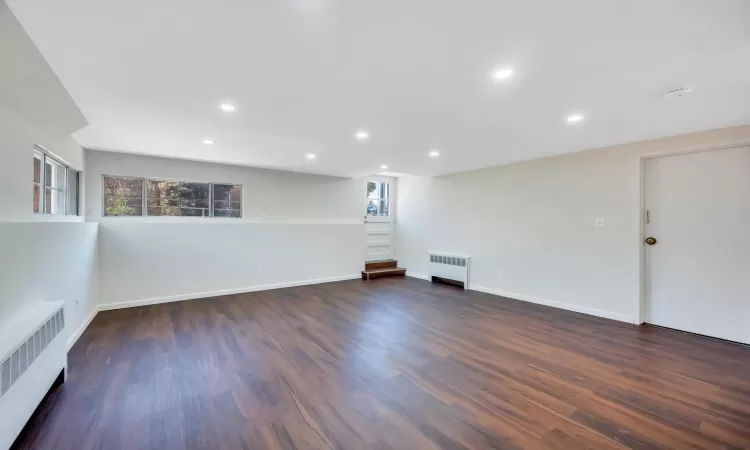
[361,267,406,281]
[365,259,398,271]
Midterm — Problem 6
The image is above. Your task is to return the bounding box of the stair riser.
[362,270,406,280]
[365,260,398,270]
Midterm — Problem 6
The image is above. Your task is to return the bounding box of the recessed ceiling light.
[354,129,370,141]
[203,139,214,145]
[380,164,388,170]
[566,113,584,124]
[491,67,514,82]
[429,150,440,157]
[219,103,236,113]
[306,153,316,160]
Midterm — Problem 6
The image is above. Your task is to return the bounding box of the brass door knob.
[645,237,657,246]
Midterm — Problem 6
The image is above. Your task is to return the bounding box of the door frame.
[363,175,396,261]
[636,140,750,325]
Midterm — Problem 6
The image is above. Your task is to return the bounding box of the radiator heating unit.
[428,252,470,289]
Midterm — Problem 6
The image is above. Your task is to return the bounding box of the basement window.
[33,146,80,215]
[103,175,242,218]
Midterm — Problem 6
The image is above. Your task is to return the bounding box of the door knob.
[645,237,657,246]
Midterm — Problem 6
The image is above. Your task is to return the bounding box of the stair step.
[365,259,398,271]
[361,267,406,280]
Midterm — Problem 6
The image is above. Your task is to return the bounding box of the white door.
[364,178,394,261]
[644,146,750,344]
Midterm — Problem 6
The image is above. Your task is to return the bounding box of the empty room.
[2,0,750,449]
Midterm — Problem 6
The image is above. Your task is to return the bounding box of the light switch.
[595,218,604,228]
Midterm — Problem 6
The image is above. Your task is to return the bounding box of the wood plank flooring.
[13,278,750,449]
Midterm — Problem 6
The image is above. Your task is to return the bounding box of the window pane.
[67,170,79,215]
[367,181,379,199]
[45,187,51,214]
[33,184,40,213]
[213,184,241,218]
[104,176,143,216]
[33,152,42,183]
[43,157,67,214]
[147,180,210,217]
[379,199,389,216]
[367,199,378,216]
[180,183,210,216]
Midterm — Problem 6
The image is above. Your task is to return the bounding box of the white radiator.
[428,252,471,288]
[0,304,66,450]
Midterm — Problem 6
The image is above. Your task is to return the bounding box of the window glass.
[104,176,144,216]
[213,184,242,218]
[67,170,80,215]
[366,181,389,217]
[147,180,210,216]
[33,151,42,213]
[44,156,66,214]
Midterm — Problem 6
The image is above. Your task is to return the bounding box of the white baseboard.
[406,273,634,324]
[67,306,101,351]
[406,272,430,281]
[98,274,362,312]
[470,284,635,324]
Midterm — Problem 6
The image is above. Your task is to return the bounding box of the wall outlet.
[75,297,80,307]
[595,218,605,228]
[498,270,504,277]
[259,266,266,274]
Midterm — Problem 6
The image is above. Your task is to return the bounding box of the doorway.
[364,178,394,261]
[643,146,750,344]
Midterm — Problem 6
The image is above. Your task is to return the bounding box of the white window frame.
[34,145,72,216]
[101,174,243,219]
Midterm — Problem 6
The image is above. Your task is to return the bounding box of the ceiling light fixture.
[380,164,388,170]
[219,103,236,113]
[491,67,514,82]
[354,129,370,141]
[203,139,214,145]
[566,113,584,124]
[429,150,440,157]
[306,153,316,160]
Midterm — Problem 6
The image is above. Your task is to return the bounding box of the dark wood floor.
[14,278,750,449]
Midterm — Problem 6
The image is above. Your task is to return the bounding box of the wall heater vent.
[428,252,470,289]
[0,308,64,398]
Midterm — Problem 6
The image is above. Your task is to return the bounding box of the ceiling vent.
[663,87,693,99]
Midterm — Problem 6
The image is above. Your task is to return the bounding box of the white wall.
[85,150,366,307]
[396,125,750,324]
[0,222,98,345]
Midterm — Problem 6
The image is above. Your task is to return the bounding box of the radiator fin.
[430,254,467,267]
[0,307,64,399]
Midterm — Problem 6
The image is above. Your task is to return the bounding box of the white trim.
[98,274,362,312]
[406,272,429,280]
[470,285,635,324]
[67,306,100,351]
[407,273,634,323]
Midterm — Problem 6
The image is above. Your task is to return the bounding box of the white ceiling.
[7,0,750,177]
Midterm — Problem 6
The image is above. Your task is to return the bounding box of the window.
[147,180,210,216]
[103,176,242,218]
[104,176,144,216]
[367,180,389,217]
[33,147,79,215]
[213,184,242,218]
